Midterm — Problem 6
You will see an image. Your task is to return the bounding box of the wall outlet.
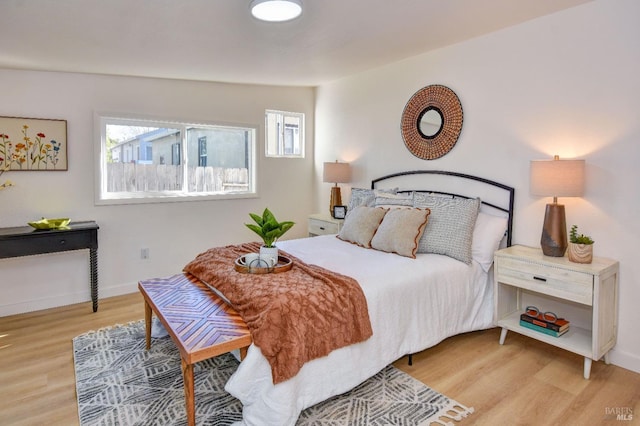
[141,248,149,260]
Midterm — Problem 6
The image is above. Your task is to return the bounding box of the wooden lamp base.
[329,186,342,217]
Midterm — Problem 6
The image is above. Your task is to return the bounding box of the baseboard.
[609,348,640,375]
[0,281,138,317]
[99,281,139,299]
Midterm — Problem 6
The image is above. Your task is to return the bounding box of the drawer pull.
[319,226,325,230]
[533,276,547,282]
[59,239,66,245]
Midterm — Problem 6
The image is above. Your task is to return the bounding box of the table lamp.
[323,161,351,217]
[530,155,585,257]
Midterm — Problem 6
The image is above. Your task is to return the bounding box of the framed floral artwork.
[0,116,68,172]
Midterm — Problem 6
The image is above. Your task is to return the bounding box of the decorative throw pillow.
[413,193,480,264]
[337,206,388,248]
[371,208,431,258]
[472,212,508,272]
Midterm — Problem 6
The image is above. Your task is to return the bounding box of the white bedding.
[225,234,494,425]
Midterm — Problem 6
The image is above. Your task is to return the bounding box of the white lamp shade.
[250,0,302,22]
[323,162,351,184]
[530,158,585,197]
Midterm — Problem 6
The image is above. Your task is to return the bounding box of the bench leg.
[144,300,152,350]
[240,346,249,361]
[181,358,196,426]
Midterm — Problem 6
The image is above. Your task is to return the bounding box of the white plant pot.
[259,245,279,267]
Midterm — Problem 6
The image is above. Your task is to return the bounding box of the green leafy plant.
[245,208,295,248]
[569,225,594,245]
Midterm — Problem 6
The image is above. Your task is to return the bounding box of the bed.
[185,170,514,426]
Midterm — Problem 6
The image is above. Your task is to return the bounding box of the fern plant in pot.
[245,208,294,266]
[568,225,594,264]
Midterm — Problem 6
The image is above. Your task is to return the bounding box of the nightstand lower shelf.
[498,312,591,355]
[497,312,605,379]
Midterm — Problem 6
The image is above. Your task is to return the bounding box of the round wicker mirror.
[401,85,463,160]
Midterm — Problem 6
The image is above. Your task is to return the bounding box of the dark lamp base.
[540,203,568,257]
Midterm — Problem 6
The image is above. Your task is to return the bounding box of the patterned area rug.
[73,321,473,425]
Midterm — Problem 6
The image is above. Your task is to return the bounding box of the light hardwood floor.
[0,293,638,426]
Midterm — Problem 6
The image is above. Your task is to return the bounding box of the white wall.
[315,0,640,373]
[0,71,315,315]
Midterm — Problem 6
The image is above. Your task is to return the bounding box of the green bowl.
[28,218,71,230]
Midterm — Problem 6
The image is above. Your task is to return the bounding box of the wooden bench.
[138,273,252,426]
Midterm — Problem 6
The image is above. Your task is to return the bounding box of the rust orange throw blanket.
[183,242,372,384]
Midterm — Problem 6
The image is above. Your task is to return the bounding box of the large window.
[96,115,256,204]
[265,110,304,158]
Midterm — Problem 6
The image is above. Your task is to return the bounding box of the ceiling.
[1,0,591,87]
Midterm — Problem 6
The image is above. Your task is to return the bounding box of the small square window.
[265,110,304,158]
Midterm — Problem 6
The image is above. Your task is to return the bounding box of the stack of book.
[519,311,570,337]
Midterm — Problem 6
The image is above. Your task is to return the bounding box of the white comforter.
[225,235,494,425]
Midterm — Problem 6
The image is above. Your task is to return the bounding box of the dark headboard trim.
[371,170,515,246]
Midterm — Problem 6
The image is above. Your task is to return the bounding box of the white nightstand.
[308,213,344,237]
[494,245,619,379]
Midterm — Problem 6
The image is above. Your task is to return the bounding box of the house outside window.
[265,110,304,158]
[96,114,256,204]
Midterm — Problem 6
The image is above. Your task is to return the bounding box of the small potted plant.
[245,208,294,266]
[568,225,594,264]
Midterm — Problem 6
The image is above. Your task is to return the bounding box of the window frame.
[198,136,207,167]
[264,109,305,158]
[94,113,258,205]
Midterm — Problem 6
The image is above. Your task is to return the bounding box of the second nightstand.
[308,213,344,237]
[494,245,619,379]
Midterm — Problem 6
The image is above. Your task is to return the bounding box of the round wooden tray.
[234,255,293,274]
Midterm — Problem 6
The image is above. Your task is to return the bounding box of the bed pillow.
[337,206,388,248]
[413,193,480,264]
[347,188,397,216]
[370,208,431,258]
[472,212,509,272]
[347,188,376,213]
[373,191,414,209]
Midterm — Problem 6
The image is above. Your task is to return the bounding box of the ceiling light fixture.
[250,0,302,22]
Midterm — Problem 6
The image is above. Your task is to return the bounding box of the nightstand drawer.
[309,218,340,235]
[497,257,593,305]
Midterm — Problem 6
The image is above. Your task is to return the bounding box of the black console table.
[0,221,99,312]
